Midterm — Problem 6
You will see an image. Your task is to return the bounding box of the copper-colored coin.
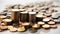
[48,21,55,25]
[0,26,8,30]
[17,26,25,32]
[38,21,45,25]
[32,24,40,28]
[50,25,57,28]
[8,26,17,32]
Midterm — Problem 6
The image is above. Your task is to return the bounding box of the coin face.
[32,24,39,28]
[36,14,43,17]
[2,19,12,22]
[36,14,46,18]
[29,12,36,14]
[48,21,55,25]
[17,26,25,32]
[54,19,60,22]
[39,10,46,14]
[51,12,59,18]
[21,23,30,26]
[0,15,7,18]
[38,22,45,25]
[9,28,17,32]
[42,24,50,28]
[43,18,50,22]
[44,13,51,17]
[0,26,8,30]
[10,9,20,11]
[8,26,13,29]
[20,11,28,14]
[8,26,17,32]
[1,23,7,26]
[50,25,57,28]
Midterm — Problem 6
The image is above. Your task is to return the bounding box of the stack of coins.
[20,12,28,22]
[29,12,36,24]
[11,9,20,22]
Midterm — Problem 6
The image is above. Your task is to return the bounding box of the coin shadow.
[42,29,50,33]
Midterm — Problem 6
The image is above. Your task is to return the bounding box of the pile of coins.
[0,2,59,33]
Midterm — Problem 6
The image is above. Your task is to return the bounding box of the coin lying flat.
[21,23,30,26]
[38,21,45,25]
[2,19,12,22]
[32,24,39,28]
[17,26,25,32]
[54,19,60,22]
[36,14,46,18]
[1,23,7,26]
[48,21,55,25]
[42,24,50,28]
[50,25,57,28]
[0,26,8,30]
[43,18,51,22]
[0,15,7,18]
[51,12,59,18]
[8,26,17,32]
